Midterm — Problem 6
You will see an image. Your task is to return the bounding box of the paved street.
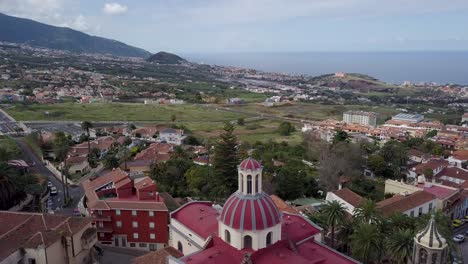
[14,138,84,215]
[0,109,22,134]
[453,224,468,263]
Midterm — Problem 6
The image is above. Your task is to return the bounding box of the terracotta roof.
[133,247,183,264]
[377,191,436,216]
[0,211,91,261]
[171,202,219,239]
[452,150,468,161]
[135,143,173,161]
[413,159,449,175]
[332,188,365,208]
[270,195,300,214]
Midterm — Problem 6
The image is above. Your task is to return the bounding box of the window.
[419,248,428,264]
[225,230,231,243]
[255,175,259,193]
[241,174,244,192]
[247,175,252,194]
[150,233,156,240]
[431,253,438,264]
[133,233,139,239]
[418,207,423,216]
[116,221,122,228]
[115,209,121,216]
[266,232,272,246]
[130,243,135,248]
[98,210,102,216]
[149,211,154,217]
[132,221,138,228]
[243,235,252,249]
[149,222,155,229]
[410,211,414,217]
[132,210,137,216]
[99,233,104,238]
[99,221,103,228]
[139,243,147,248]
[429,203,433,212]
[28,258,36,264]
[177,241,183,253]
[150,243,157,251]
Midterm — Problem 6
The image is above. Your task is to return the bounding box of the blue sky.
[1,0,468,53]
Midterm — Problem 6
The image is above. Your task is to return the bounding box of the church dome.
[239,158,262,171]
[220,192,281,231]
[415,215,447,249]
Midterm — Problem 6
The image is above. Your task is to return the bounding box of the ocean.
[184,51,468,85]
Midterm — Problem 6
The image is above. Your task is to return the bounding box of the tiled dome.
[239,158,262,171]
[220,192,281,231]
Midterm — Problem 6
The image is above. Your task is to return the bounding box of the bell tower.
[413,215,448,264]
[238,157,262,195]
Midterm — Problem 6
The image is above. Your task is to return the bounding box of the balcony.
[81,227,97,250]
[91,215,112,222]
[96,227,114,233]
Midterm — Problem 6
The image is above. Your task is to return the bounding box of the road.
[453,224,468,263]
[14,138,84,215]
[0,109,22,134]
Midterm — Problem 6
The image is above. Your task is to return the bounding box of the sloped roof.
[332,188,365,208]
[377,191,436,216]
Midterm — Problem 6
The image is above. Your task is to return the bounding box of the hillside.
[0,13,151,58]
[309,73,397,92]
[147,51,187,64]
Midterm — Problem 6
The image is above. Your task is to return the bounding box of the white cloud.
[103,2,128,15]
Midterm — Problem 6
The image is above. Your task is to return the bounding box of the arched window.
[247,175,252,194]
[419,248,428,264]
[240,174,244,192]
[243,235,252,249]
[255,175,259,193]
[225,230,231,244]
[177,241,183,253]
[431,253,438,264]
[266,232,272,246]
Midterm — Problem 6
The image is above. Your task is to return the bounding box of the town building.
[159,128,186,145]
[0,211,96,264]
[82,168,169,251]
[392,113,424,123]
[462,113,468,123]
[167,158,359,264]
[343,111,377,127]
[325,188,365,215]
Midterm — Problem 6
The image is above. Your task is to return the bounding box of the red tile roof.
[377,191,436,216]
[0,211,91,261]
[270,195,300,214]
[332,188,364,208]
[452,150,468,161]
[133,247,183,264]
[413,159,449,175]
[171,202,219,239]
[416,183,458,199]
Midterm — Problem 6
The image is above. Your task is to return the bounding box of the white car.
[453,234,465,243]
[50,186,58,196]
[47,181,53,188]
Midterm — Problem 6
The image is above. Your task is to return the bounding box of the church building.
[167,158,360,263]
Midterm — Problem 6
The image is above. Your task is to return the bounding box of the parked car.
[47,181,53,188]
[452,219,463,228]
[453,234,465,243]
[73,208,81,217]
[50,186,58,196]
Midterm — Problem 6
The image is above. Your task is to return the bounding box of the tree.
[185,165,209,197]
[104,153,120,170]
[381,140,408,179]
[0,163,19,209]
[123,136,132,146]
[275,167,305,200]
[211,122,239,198]
[367,154,386,176]
[119,147,132,171]
[184,135,201,145]
[425,129,438,138]
[237,118,245,126]
[386,229,414,264]
[333,129,350,144]
[278,122,296,136]
[53,131,70,201]
[350,224,383,264]
[81,121,93,162]
[321,200,346,249]
[353,200,381,224]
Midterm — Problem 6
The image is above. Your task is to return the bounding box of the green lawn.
[7,103,251,122]
[0,136,22,159]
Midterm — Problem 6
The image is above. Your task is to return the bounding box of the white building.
[343,111,377,127]
[159,128,186,145]
[392,113,424,123]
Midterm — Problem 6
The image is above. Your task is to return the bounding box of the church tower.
[412,215,448,264]
[218,158,282,251]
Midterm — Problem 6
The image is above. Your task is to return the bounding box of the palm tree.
[337,217,355,254]
[81,121,93,162]
[386,229,414,264]
[353,199,381,224]
[387,212,417,231]
[119,147,131,171]
[350,223,383,264]
[0,164,18,209]
[321,200,346,248]
[53,132,70,201]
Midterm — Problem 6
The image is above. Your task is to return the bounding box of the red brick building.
[82,168,168,251]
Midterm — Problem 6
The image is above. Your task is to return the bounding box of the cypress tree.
[211,122,239,198]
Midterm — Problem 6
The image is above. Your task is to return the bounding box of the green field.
[7,103,251,122]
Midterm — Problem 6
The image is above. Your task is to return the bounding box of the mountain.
[146,52,187,64]
[0,13,151,58]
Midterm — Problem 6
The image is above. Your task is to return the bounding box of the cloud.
[103,2,128,15]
